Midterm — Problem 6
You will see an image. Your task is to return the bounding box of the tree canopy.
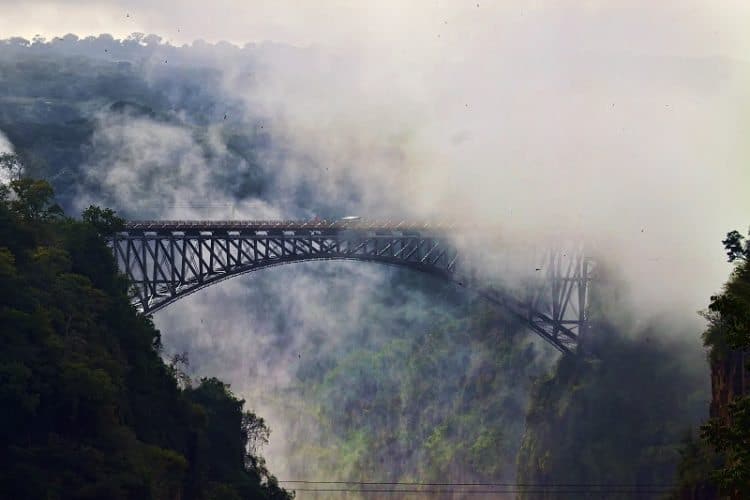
[0,173,292,499]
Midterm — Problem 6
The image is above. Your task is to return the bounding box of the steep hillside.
[0,174,291,499]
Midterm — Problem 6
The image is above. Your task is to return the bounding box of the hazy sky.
[0,1,748,59]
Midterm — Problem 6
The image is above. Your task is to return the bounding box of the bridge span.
[110,220,594,354]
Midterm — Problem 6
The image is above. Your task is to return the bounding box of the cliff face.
[710,350,749,423]
[699,349,748,500]
[670,351,748,500]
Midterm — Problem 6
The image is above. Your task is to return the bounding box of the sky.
[0,1,748,59]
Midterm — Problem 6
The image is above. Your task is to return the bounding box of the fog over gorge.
[0,1,749,497]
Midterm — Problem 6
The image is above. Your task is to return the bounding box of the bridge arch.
[110,220,593,354]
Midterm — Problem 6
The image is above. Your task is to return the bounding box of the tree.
[0,152,23,183]
[81,205,125,236]
[708,230,750,350]
[723,230,750,263]
[1,157,63,222]
[701,397,750,496]
[243,411,271,456]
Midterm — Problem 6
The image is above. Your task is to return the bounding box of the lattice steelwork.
[110,220,593,354]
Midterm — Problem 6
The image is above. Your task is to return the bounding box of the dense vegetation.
[516,318,707,497]
[273,293,545,485]
[673,230,750,498]
[0,169,291,499]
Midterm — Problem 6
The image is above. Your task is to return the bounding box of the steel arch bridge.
[109,220,594,355]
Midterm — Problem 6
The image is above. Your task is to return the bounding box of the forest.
[0,167,291,499]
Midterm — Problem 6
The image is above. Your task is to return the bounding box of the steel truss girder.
[109,222,593,355]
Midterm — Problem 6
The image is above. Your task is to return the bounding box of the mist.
[52,22,750,320]
[1,2,748,494]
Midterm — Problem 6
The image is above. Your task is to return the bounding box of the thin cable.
[290,487,674,494]
[280,480,677,487]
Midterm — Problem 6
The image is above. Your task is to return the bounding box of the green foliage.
[277,298,542,486]
[701,396,750,495]
[82,205,125,236]
[5,176,63,222]
[705,259,750,353]
[722,230,750,264]
[670,431,720,499]
[0,177,292,499]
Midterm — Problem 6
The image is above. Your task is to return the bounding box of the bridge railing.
[124,219,460,233]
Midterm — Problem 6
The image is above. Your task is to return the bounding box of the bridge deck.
[124,220,454,235]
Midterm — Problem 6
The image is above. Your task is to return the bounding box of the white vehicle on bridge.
[340,216,361,221]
